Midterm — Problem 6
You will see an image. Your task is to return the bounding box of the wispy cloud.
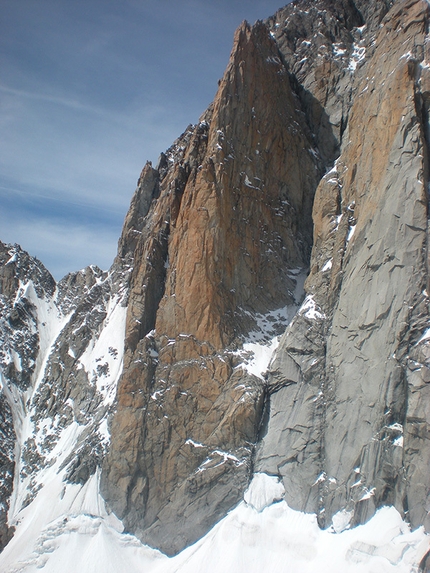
[0,83,182,214]
[0,211,120,281]
[0,83,105,115]
[1,0,287,278]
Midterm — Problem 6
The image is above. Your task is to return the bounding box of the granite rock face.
[0,0,429,561]
[257,0,430,533]
[101,0,430,553]
[101,19,321,555]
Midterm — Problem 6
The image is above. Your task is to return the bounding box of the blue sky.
[1,0,289,280]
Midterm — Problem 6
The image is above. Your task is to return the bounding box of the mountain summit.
[1,0,429,571]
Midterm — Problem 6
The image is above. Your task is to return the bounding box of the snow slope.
[0,273,428,573]
[0,472,427,573]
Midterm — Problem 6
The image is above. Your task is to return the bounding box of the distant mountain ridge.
[0,0,429,570]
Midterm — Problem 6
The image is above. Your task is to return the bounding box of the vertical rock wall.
[2,0,429,561]
[101,20,322,555]
[257,0,430,532]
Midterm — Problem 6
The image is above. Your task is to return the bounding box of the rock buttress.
[101,20,322,555]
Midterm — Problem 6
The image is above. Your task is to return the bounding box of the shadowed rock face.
[257,0,430,532]
[0,242,57,550]
[0,243,130,551]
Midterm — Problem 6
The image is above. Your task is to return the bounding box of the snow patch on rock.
[77,295,126,406]
[299,295,325,320]
[244,473,285,512]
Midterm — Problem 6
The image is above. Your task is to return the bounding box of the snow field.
[18,280,71,395]
[1,275,428,572]
[6,285,126,527]
[2,471,427,573]
[77,294,127,407]
[0,469,165,573]
[6,281,73,520]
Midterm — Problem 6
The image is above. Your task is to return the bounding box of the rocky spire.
[0,0,429,564]
[100,0,430,554]
[101,17,322,554]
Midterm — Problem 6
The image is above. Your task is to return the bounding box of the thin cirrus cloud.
[0,83,179,209]
[0,210,121,282]
[1,0,288,280]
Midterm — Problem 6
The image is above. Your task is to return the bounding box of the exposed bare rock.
[101,18,321,554]
[1,0,429,562]
[0,242,56,302]
[257,0,430,532]
[265,0,395,164]
[0,394,15,551]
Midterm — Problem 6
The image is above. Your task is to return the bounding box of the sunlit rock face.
[102,0,430,554]
[0,0,429,563]
[101,19,322,555]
